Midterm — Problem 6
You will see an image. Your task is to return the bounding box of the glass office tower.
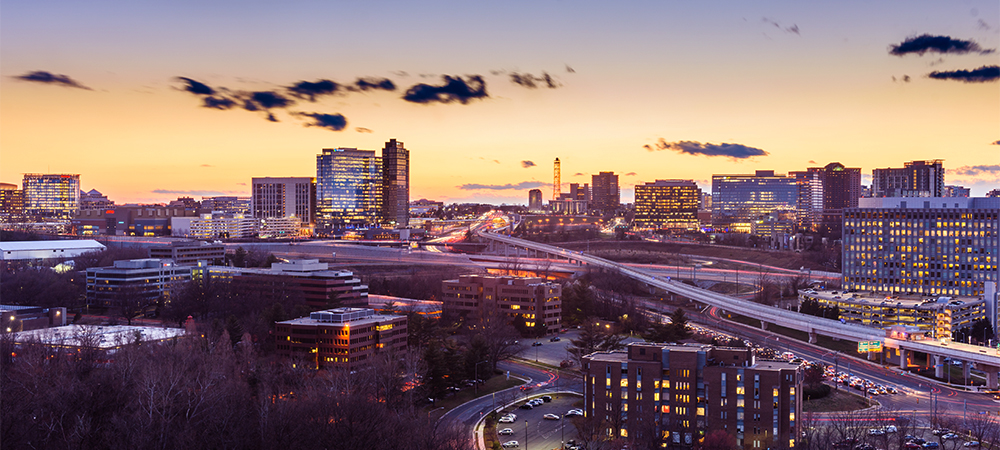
[711,171,797,233]
[22,174,81,219]
[316,148,382,229]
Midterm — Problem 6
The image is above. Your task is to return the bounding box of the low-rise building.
[367,294,443,319]
[0,239,106,262]
[170,213,259,239]
[1,305,67,332]
[441,275,561,333]
[583,343,802,449]
[274,307,407,370]
[147,240,225,266]
[195,259,368,309]
[86,259,192,308]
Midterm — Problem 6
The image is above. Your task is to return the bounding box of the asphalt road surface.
[496,395,581,450]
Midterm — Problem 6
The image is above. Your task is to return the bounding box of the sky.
[1,0,998,205]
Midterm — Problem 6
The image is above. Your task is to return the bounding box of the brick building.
[441,275,562,334]
[583,343,802,449]
[274,307,407,370]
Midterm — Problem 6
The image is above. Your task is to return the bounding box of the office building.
[316,148,383,229]
[274,307,407,370]
[381,139,409,227]
[79,189,114,211]
[23,174,81,219]
[259,216,304,238]
[712,171,797,233]
[549,198,589,215]
[842,197,999,298]
[528,189,543,212]
[441,275,562,334]
[790,162,861,237]
[583,343,802,449]
[195,259,369,309]
[0,240,106,262]
[1,305,67,333]
[409,199,443,216]
[73,206,195,236]
[86,259,192,308]
[872,160,944,198]
[567,183,590,201]
[945,185,971,198]
[170,213,259,239]
[199,196,251,215]
[592,172,620,212]
[251,177,315,225]
[750,214,795,249]
[634,180,701,230]
[367,294,443,319]
[0,183,25,221]
[147,241,225,266]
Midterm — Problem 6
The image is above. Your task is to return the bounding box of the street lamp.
[475,360,489,396]
[525,419,529,450]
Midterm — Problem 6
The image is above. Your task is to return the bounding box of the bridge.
[477,231,1000,389]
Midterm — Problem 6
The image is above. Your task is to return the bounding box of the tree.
[469,306,524,372]
[567,320,626,368]
[701,429,737,450]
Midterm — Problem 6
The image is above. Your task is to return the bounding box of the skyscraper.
[527,189,543,211]
[252,177,316,225]
[22,174,80,219]
[872,160,944,198]
[591,171,620,213]
[711,170,797,233]
[634,180,701,229]
[553,158,561,200]
[790,162,861,236]
[380,139,409,227]
[316,148,383,229]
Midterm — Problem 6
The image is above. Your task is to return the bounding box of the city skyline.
[2,1,998,205]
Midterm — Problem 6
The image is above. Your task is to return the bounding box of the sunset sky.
[2,1,998,205]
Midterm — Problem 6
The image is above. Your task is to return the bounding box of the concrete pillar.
[760,321,769,331]
[987,368,1000,390]
[934,355,944,379]
[899,349,908,369]
[963,361,971,385]
[808,332,817,344]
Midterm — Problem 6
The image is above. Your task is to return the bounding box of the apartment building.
[274,307,407,370]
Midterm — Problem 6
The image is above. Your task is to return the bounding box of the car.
[903,434,917,441]
[964,442,981,447]
[550,336,561,342]
[498,428,514,435]
[532,341,542,347]
[869,428,885,436]
[519,403,534,410]
[541,395,552,402]
[885,425,898,433]
[565,409,583,417]
[904,443,921,449]
[943,433,961,440]
[932,429,951,436]
[499,416,515,423]
[502,441,519,448]
[543,413,560,420]
[922,443,940,449]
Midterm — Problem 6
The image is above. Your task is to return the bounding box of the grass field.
[803,387,872,412]
[426,375,524,422]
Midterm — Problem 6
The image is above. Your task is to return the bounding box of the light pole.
[475,360,489,396]
[561,413,565,449]
[525,419,529,450]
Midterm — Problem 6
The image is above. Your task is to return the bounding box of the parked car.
[543,414,560,420]
[565,409,583,417]
[519,403,533,410]
[498,428,514,435]
[869,429,885,436]
[541,395,552,402]
[943,433,961,440]
[502,441,519,448]
[550,336,561,342]
[885,425,898,433]
[964,442,981,447]
[922,442,940,449]
[932,429,951,436]
[499,416,516,423]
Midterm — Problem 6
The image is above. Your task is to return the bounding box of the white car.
[498,428,514,436]
[502,441,519,448]
[565,409,583,417]
[543,414,560,420]
[504,413,517,421]
[499,416,515,423]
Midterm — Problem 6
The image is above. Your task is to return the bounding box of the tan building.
[274,307,407,370]
[584,343,802,449]
[634,180,701,230]
[442,275,562,334]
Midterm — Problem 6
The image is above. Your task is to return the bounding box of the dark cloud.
[391,71,409,77]
[266,113,278,122]
[928,65,999,83]
[761,18,800,35]
[287,79,340,101]
[15,70,92,90]
[624,172,637,176]
[352,77,396,92]
[355,127,374,133]
[458,181,547,190]
[295,112,348,131]
[950,165,1000,177]
[176,76,214,95]
[521,160,536,168]
[891,75,912,83]
[403,75,488,104]
[246,91,293,109]
[510,72,560,89]
[889,34,994,56]
[992,140,1000,146]
[203,96,236,109]
[645,139,768,159]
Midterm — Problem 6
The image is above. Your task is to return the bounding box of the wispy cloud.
[521,160,536,168]
[200,164,213,167]
[644,139,768,159]
[624,172,637,176]
[510,72,560,89]
[949,165,1000,177]
[293,112,348,131]
[355,127,374,133]
[889,34,994,56]
[761,17,800,35]
[458,181,547,190]
[14,70,92,90]
[152,189,240,196]
[927,65,999,83]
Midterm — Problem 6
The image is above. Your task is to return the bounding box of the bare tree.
[964,412,1000,450]
[469,305,525,372]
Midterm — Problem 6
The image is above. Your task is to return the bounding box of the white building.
[171,213,259,239]
[0,240,106,261]
[86,258,192,308]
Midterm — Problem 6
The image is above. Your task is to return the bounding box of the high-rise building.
[842,197,999,298]
[527,189,543,211]
[711,171,797,233]
[22,174,80,219]
[441,275,562,334]
[945,185,971,198]
[553,158,561,200]
[634,180,701,230]
[583,343,802,449]
[790,162,861,236]
[274,307,406,370]
[872,160,944,198]
[0,183,25,221]
[591,171,620,212]
[316,148,383,229]
[381,139,409,227]
[251,177,316,225]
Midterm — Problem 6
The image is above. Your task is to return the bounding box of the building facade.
[791,162,861,237]
[73,206,196,236]
[583,343,802,449]
[251,177,315,225]
[196,259,369,309]
[799,290,985,339]
[381,139,409,227]
[712,171,797,233]
[274,307,407,370]
[945,185,971,198]
[316,148,383,229]
[170,214,259,239]
[528,189,543,212]
[147,241,225,266]
[842,197,1000,298]
[23,174,81,219]
[80,189,114,211]
[0,183,25,221]
[592,172,621,212]
[199,196,251,215]
[86,259,192,308]
[441,275,562,334]
[872,160,944,198]
[634,180,701,230]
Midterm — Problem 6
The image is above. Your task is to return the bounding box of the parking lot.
[494,394,582,449]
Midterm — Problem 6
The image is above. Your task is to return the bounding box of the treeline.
[0,331,470,450]
[797,298,840,319]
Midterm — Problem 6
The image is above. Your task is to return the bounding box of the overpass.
[477,231,1000,388]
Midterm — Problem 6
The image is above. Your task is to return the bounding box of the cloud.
[521,160,536,168]
[200,164,212,167]
[565,64,575,73]
[176,76,214,95]
[203,96,236,109]
[979,19,992,31]
[493,160,500,164]
[287,79,340,101]
[761,18,800,35]
[573,172,585,176]
[458,181,547,190]
[808,160,817,164]
[403,75,488,104]
[355,127,374,133]
[294,112,348,131]
[889,34,994,56]
[927,65,999,83]
[645,139,768,159]
[14,70,92,90]
[152,189,239,196]
[624,172,637,176]
[245,90,293,109]
[351,77,396,91]
[509,72,560,89]
[949,165,1000,177]
[992,140,1000,146]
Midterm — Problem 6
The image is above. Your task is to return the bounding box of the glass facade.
[711,171,796,233]
[380,139,409,227]
[23,174,80,219]
[634,180,701,230]
[316,148,382,228]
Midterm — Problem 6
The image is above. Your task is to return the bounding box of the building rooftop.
[14,324,188,349]
[800,289,983,310]
[278,307,403,326]
[0,240,105,252]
